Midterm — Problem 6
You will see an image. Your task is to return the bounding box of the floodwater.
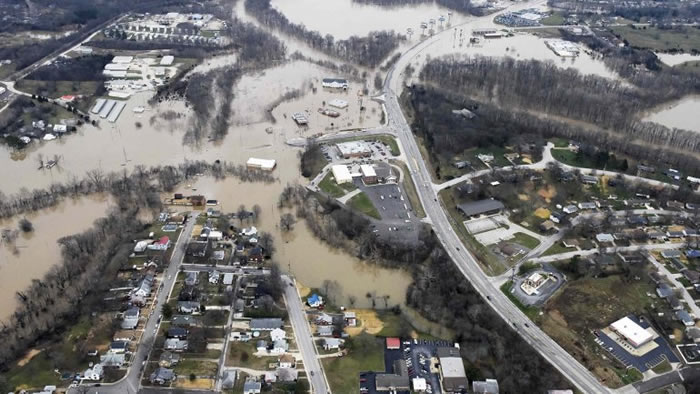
[0,195,112,321]
[270,0,464,40]
[655,52,700,67]
[644,95,700,133]
[171,176,413,309]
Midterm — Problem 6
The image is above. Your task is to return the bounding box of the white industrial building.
[610,316,653,348]
[328,99,348,109]
[112,56,134,64]
[246,158,276,171]
[322,78,348,90]
[160,55,175,65]
[331,165,352,184]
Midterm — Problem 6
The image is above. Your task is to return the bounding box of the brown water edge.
[0,194,112,321]
[644,95,700,133]
[171,176,413,310]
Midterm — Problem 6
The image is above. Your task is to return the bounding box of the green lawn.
[173,359,219,377]
[540,12,566,26]
[226,342,273,370]
[6,352,62,390]
[651,359,672,374]
[611,25,700,52]
[511,232,540,250]
[614,367,643,385]
[549,137,570,148]
[16,79,101,99]
[347,192,381,219]
[322,336,384,393]
[319,171,356,198]
[551,149,598,169]
[542,242,575,257]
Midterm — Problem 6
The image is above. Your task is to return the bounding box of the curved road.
[381,21,619,394]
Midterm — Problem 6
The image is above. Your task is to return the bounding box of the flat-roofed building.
[610,316,653,348]
[336,141,372,159]
[322,78,348,90]
[437,347,469,393]
[331,165,352,184]
[246,158,276,171]
[360,164,378,184]
[456,199,504,218]
[160,55,175,65]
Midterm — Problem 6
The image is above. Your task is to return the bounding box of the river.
[644,95,700,133]
[0,195,112,320]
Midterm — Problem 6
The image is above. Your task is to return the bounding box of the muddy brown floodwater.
[644,95,700,133]
[0,195,112,320]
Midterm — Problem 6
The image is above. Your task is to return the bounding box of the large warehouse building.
[610,316,654,348]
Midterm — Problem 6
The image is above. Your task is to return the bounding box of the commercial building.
[246,158,276,171]
[331,165,353,184]
[336,141,372,159]
[456,199,504,218]
[328,98,348,109]
[322,78,348,90]
[360,164,378,185]
[520,272,550,296]
[472,378,499,394]
[437,347,469,393]
[610,316,653,348]
[160,55,175,65]
[375,360,410,391]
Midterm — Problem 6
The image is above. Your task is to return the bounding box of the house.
[147,236,170,251]
[656,283,674,298]
[683,270,700,284]
[159,351,180,367]
[276,367,299,382]
[473,378,500,394]
[121,307,140,329]
[109,341,128,354]
[248,247,264,263]
[100,352,125,367]
[668,231,686,239]
[648,231,666,241]
[344,311,357,327]
[186,241,208,257]
[131,274,154,298]
[307,293,324,308]
[172,315,200,327]
[676,310,695,327]
[687,250,700,259]
[271,339,289,354]
[83,363,104,380]
[222,370,237,389]
[177,301,201,314]
[250,318,283,331]
[668,295,683,311]
[133,240,152,253]
[661,250,682,259]
[627,215,648,226]
[578,202,598,210]
[209,270,220,284]
[150,368,176,385]
[596,233,614,243]
[686,327,700,343]
[456,199,504,218]
[563,205,578,214]
[671,258,686,272]
[185,272,198,286]
[270,328,286,342]
[164,338,188,352]
[243,379,262,394]
[241,226,258,237]
[256,340,268,353]
[617,251,644,265]
[223,273,235,285]
[323,338,344,350]
[540,220,556,232]
[317,325,333,337]
[279,354,296,369]
[167,327,188,339]
[315,313,333,325]
[562,239,579,249]
[190,195,206,207]
[580,174,598,185]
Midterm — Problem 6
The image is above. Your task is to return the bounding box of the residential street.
[282,275,330,394]
[69,212,200,394]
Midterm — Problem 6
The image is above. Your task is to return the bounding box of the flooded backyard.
[0,195,112,320]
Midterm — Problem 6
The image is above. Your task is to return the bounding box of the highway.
[69,212,199,394]
[381,24,615,394]
[282,275,330,394]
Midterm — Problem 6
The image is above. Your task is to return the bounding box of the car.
[524,323,530,328]
[486,295,491,301]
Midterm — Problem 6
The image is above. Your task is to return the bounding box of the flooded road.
[644,95,700,133]
[0,195,112,320]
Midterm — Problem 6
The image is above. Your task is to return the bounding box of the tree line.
[352,0,485,15]
[244,0,404,67]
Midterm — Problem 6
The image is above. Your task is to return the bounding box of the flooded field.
[171,177,412,309]
[656,52,700,67]
[0,195,112,320]
[644,95,700,133]
[270,0,464,39]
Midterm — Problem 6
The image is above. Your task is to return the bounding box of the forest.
[353,0,492,15]
[244,0,403,67]
[24,55,112,81]
[279,184,572,391]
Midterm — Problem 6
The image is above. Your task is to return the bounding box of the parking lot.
[357,180,422,244]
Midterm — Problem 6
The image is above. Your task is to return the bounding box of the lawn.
[322,336,384,393]
[610,25,700,52]
[173,359,219,377]
[540,12,566,26]
[347,192,381,219]
[318,171,356,198]
[15,79,101,99]
[511,232,540,250]
[226,342,273,370]
[389,159,426,218]
[6,352,62,390]
[542,241,575,257]
[551,149,598,169]
[651,359,672,374]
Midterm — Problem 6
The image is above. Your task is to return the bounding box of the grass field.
[540,13,566,26]
[348,192,381,219]
[173,359,219,377]
[322,336,384,393]
[226,342,272,370]
[318,171,356,198]
[542,241,574,257]
[16,79,101,99]
[610,25,700,52]
[511,232,541,249]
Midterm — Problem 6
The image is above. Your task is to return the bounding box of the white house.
[278,354,296,369]
[83,363,104,380]
[270,328,286,342]
[209,270,220,284]
[323,338,344,351]
[271,339,289,355]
